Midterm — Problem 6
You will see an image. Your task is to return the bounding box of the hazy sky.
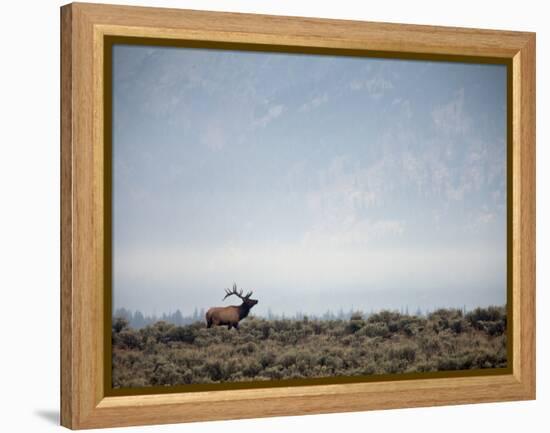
[112,44,507,317]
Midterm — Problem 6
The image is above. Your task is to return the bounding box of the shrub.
[112,316,129,333]
[167,326,197,344]
[345,319,364,334]
[363,322,390,338]
[260,322,271,339]
[259,350,277,368]
[368,310,401,325]
[116,329,141,349]
[203,359,224,381]
[242,360,262,377]
[450,319,465,334]
[466,306,504,325]
[389,345,417,363]
[279,352,297,368]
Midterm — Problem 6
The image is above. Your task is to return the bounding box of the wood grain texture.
[513,34,536,395]
[76,1,533,57]
[60,4,73,429]
[60,2,536,429]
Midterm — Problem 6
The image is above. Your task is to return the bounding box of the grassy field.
[112,306,507,388]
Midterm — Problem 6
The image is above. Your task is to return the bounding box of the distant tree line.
[113,307,207,329]
[114,305,474,329]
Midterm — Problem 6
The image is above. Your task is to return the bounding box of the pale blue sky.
[112,44,507,316]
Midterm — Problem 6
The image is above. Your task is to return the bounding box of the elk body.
[206,284,258,330]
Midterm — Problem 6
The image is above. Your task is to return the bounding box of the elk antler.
[223,283,243,300]
[222,283,253,301]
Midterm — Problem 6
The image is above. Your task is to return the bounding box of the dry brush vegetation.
[112,306,507,388]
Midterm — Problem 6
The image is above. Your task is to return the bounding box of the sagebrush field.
[112,306,507,388]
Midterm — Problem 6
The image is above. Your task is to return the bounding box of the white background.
[0,0,546,431]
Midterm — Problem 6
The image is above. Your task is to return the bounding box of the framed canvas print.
[60,2,536,429]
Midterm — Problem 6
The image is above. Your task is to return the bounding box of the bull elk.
[205,283,258,330]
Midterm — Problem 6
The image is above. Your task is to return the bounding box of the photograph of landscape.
[110,43,508,389]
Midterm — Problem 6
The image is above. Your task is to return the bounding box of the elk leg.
[227,324,232,330]
[234,323,240,331]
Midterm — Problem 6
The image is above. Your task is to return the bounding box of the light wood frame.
[60,2,536,429]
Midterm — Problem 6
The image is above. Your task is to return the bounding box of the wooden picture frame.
[60,2,535,429]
